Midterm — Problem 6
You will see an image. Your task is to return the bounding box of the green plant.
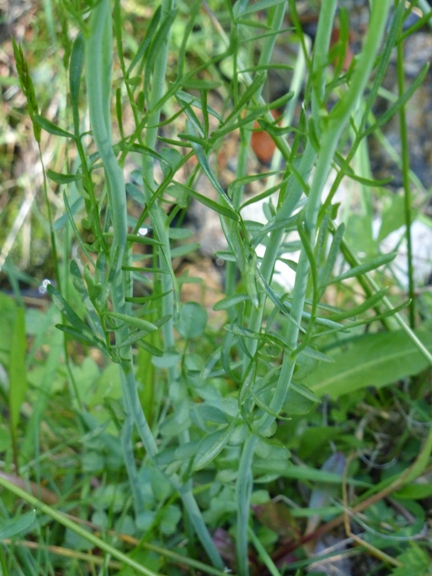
[3,0,432,574]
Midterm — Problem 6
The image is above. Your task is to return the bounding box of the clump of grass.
[2,1,432,575]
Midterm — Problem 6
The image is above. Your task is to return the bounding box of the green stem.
[86,0,153,520]
[310,0,337,130]
[139,1,224,568]
[396,13,415,329]
[226,4,287,302]
[229,7,288,573]
[257,0,393,434]
[236,434,258,576]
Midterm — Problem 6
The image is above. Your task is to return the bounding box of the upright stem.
[140,0,224,568]
[396,15,415,329]
[230,6,288,573]
[226,4,288,302]
[236,434,257,576]
[86,2,223,566]
[86,0,148,516]
[257,0,393,434]
[142,0,177,359]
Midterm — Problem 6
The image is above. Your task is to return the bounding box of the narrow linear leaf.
[328,288,388,321]
[239,0,286,16]
[239,360,258,406]
[221,330,241,382]
[33,114,74,139]
[181,79,222,90]
[363,64,429,137]
[117,142,170,168]
[201,347,222,381]
[9,306,27,434]
[253,462,365,485]
[126,290,172,305]
[245,255,259,309]
[170,242,201,258]
[47,169,81,185]
[214,250,236,262]
[137,339,164,357]
[240,180,286,211]
[300,347,334,363]
[318,223,345,297]
[212,107,276,139]
[175,89,222,121]
[109,329,156,349]
[60,192,95,265]
[178,132,211,148]
[213,294,249,311]
[55,324,106,350]
[224,73,267,126]
[69,32,85,133]
[70,260,104,339]
[105,311,158,333]
[193,417,239,471]
[170,182,239,221]
[123,266,167,274]
[128,5,161,74]
[12,38,40,141]
[144,8,177,94]
[125,234,164,247]
[335,161,393,187]
[289,381,320,403]
[176,94,205,137]
[47,284,97,344]
[186,119,236,208]
[278,258,298,271]
[168,227,193,240]
[331,252,397,283]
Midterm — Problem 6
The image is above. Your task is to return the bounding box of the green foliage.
[2,0,431,574]
[0,511,35,539]
[305,325,432,398]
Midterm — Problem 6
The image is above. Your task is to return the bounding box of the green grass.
[1,1,432,575]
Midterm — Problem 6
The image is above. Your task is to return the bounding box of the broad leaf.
[0,510,36,539]
[305,327,432,398]
[177,302,208,339]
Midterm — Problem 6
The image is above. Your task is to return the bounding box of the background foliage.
[0,0,432,574]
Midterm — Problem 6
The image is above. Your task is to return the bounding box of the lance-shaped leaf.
[169,182,239,221]
[47,170,81,185]
[185,119,237,213]
[33,115,74,139]
[69,32,85,135]
[105,311,158,334]
[128,6,161,74]
[55,324,107,351]
[193,416,239,471]
[0,510,36,539]
[70,260,104,339]
[330,252,397,284]
[47,283,101,346]
[176,89,222,121]
[213,293,249,311]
